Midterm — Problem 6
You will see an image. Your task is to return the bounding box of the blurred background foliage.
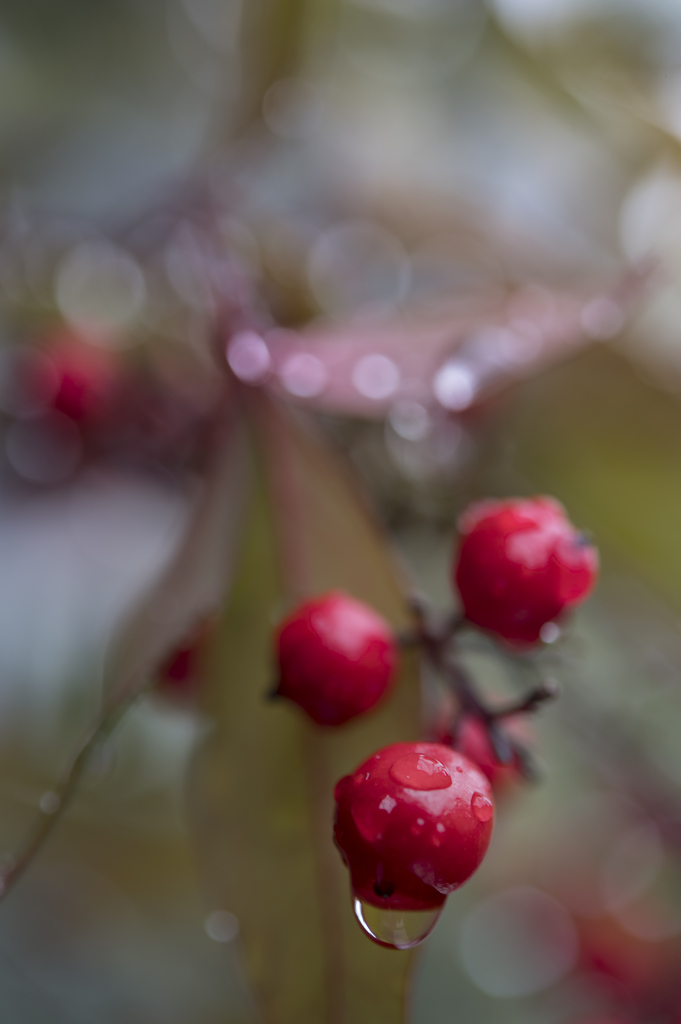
[4,0,681,1022]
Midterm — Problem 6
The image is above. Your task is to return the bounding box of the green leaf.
[189,393,421,1024]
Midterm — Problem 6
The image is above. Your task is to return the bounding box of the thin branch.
[406,594,554,776]
[491,678,561,718]
[0,689,140,902]
[506,740,541,783]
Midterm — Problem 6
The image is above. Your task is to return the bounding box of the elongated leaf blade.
[190,394,421,1024]
[105,403,249,701]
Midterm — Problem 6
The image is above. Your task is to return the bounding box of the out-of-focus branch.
[0,689,140,903]
[210,0,316,148]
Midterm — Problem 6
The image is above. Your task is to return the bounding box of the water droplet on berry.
[540,621,560,644]
[471,792,493,822]
[389,752,452,790]
[353,898,442,949]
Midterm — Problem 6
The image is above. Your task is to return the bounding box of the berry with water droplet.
[334,741,494,928]
[453,497,598,645]
[274,591,397,726]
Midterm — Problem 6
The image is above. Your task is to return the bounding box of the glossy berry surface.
[334,742,494,911]
[275,591,397,726]
[454,497,598,644]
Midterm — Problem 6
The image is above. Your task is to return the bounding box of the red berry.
[159,643,200,700]
[453,497,598,645]
[275,591,397,726]
[157,618,215,702]
[454,715,525,791]
[334,742,494,911]
[20,333,120,425]
[48,336,119,423]
[576,913,677,1002]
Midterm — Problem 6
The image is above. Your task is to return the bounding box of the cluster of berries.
[160,495,598,946]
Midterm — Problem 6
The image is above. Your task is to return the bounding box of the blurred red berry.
[157,618,215,702]
[334,741,494,911]
[453,496,598,644]
[47,335,119,423]
[275,591,397,726]
[577,914,679,1003]
[159,643,199,699]
[453,715,525,791]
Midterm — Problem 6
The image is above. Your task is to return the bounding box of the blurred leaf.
[229,0,312,141]
[105,402,249,702]
[510,345,681,614]
[486,10,598,126]
[266,281,634,419]
[189,393,421,1024]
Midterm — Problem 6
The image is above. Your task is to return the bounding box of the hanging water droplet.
[471,792,494,823]
[353,897,442,949]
